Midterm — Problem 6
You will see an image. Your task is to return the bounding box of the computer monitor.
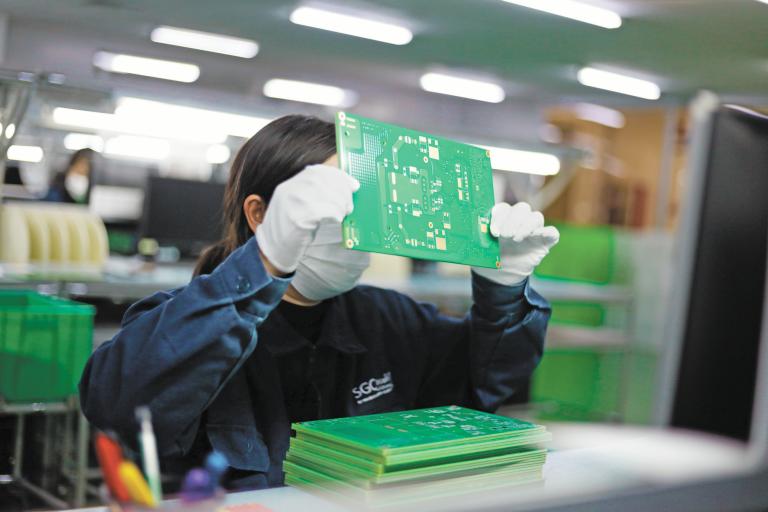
[3,163,23,185]
[658,94,768,460]
[139,176,225,257]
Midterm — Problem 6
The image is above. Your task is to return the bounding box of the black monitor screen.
[140,177,225,256]
[671,107,768,441]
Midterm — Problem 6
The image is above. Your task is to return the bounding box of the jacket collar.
[260,292,367,356]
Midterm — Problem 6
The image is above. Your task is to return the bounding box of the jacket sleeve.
[79,237,290,456]
[408,271,551,412]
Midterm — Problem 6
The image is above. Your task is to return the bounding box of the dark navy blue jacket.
[79,236,551,489]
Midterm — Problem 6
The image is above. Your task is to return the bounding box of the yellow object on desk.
[118,461,157,508]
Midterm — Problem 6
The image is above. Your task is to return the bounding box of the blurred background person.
[43,147,95,203]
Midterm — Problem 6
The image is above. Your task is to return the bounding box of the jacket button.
[235,276,251,293]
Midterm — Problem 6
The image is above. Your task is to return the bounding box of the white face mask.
[65,174,89,202]
[291,221,370,301]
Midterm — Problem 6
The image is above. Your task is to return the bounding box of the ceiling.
[0,0,766,144]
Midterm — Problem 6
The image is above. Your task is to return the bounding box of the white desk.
[64,423,759,512]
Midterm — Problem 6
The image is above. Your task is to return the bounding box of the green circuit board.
[336,113,500,268]
[286,443,546,485]
[291,406,549,464]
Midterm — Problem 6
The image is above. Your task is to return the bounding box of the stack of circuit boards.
[284,406,550,508]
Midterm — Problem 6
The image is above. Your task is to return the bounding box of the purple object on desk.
[181,468,212,502]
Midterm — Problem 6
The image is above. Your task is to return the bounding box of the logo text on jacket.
[352,372,394,404]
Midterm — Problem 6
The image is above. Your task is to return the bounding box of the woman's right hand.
[255,164,360,275]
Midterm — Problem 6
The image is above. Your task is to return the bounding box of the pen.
[118,460,157,508]
[136,406,163,504]
[94,432,131,503]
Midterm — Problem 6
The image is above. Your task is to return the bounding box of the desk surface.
[64,423,759,512]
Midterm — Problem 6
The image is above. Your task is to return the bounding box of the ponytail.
[193,241,231,276]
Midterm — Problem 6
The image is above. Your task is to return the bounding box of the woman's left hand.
[473,202,560,286]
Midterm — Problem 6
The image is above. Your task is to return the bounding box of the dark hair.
[68,148,95,170]
[194,114,336,275]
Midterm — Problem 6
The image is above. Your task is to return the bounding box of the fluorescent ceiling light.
[7,145,43,163]
[54,108,113,131]
[54,107,224,143]
[104,135,170,160]
[116,98,272,139]
[289,6,412,45]
[419,73,506,103]
[63,133,105,152]
[263,78,357,107]
[573,103,626,128]
[577,67,661,100]
[53,100,273,142]
[4,123,15,139]
[93,51,200,83]
[150,26,259,58]
[500,0,622,29]
[206,144,232,164]
[481,145,560,175]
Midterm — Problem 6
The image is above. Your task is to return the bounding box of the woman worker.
[79,115,560,490]
[44,148,95,203]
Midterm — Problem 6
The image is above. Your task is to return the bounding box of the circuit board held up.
[336,112,500,268]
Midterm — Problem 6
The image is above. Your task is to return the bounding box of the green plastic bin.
[531,347,658,424]
[0,290,94,402]
[534,224,617,284]
[532,347,624,422]
[549,301,606,328]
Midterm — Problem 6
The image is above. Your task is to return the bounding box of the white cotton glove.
[472,202,560,286]
[255,164,360,274]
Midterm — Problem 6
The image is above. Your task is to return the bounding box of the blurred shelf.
[531,279,632,304]
[0,258,194,302]
[545,326,630,348]
[0,400,71,414]
[362,275,632,304]
[2,263,632,310]
[0,184,37,200]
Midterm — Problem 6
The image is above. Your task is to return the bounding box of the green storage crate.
[531,347,624,422]
[531,348,659,424]
[623,348,658,424]
[534,224,617,285]
[549,301,606,328]
[0,291,95,402]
